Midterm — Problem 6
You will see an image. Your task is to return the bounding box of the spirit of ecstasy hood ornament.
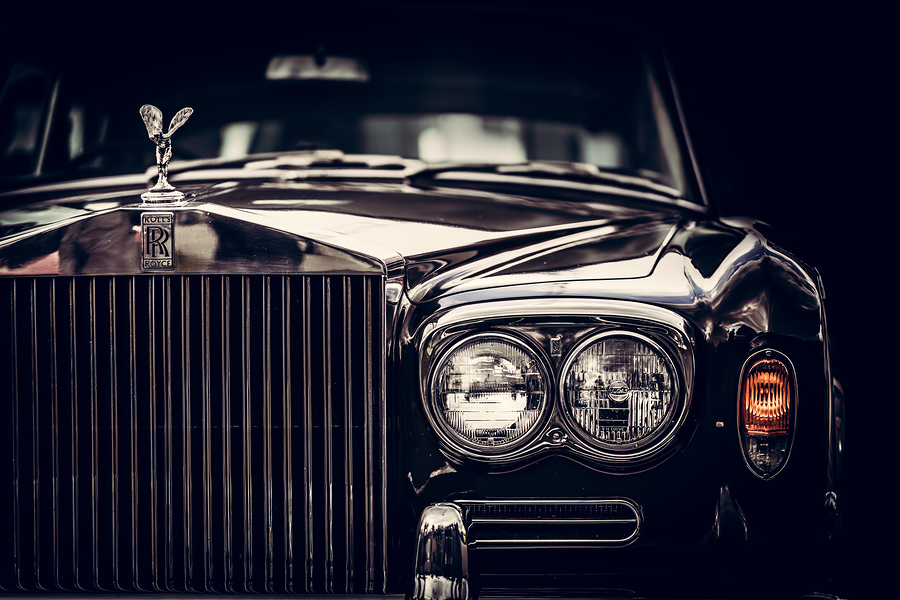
[139,104,193,203]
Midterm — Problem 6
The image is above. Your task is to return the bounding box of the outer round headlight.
[430,333,548,452]
[562,332,680,451]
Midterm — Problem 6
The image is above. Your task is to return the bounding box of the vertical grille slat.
[323,277,334,594]
[181,278,193,591]
[50,280,61,591]
[282,276,295,593]
[11,280,23,591]
[201,276,213,592]
[108,278,120,591]
[241,275,253,592]
[127,276,142,590]
[302,276,314,593]
[88,278,99,590]
[343,277,354,591]
[68,278,81,591]
[2,274,386,594]
[29,280,43,590]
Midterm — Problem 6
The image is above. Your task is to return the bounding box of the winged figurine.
[140,104,193,195]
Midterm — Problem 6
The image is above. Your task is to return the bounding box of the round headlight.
[430,334,548,452]
[562,332,680,451]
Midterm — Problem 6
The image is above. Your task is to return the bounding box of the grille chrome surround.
[1,274,387,593]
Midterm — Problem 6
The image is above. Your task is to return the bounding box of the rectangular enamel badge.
[141,212,175,270]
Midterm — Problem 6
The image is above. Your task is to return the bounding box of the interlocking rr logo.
[141,212,175,271]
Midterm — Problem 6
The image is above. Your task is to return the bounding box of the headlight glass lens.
[432,335,547,449]
[563,333,677,448]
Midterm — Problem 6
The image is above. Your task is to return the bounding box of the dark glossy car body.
[0,6,843,599]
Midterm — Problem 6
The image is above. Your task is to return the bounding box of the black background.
[651,7,889,598]
[1,2,890,597]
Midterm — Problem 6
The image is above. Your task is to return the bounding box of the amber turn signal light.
[738,351,796,478]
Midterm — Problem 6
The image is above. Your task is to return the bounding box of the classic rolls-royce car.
[0,7,843,599]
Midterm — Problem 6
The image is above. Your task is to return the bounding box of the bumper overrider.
[409,499,641,600]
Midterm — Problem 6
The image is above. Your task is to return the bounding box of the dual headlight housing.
[421,302,694,468]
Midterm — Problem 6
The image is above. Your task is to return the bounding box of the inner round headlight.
[431,334,548,452]
[562,332,679,451]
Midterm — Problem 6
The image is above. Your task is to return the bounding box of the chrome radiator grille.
[1,274,387,593]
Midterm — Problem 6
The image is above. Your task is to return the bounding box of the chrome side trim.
[409,503,469,600]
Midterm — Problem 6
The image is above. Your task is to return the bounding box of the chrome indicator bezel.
[427,331,553,458]
[559,330,685,458]
[417,298,696,470]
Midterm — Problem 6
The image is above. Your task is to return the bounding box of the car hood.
[0,174,693,301]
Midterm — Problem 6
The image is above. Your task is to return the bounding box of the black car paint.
[0,168,837,594]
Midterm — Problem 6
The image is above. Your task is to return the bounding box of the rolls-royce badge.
[140,104,193,203]
[141,212,175,271]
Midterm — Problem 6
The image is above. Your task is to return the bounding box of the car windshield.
[1,11,694,200]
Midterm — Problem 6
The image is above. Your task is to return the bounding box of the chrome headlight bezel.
[559,330,685,457]
[426,331,553,458]
[417,299,695,469]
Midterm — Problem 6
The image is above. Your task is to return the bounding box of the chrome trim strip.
[241,276,253,591]
[379,277,389,594]
[50,280,60,590]
[323,277,335,593]
[281,276,295,592]
[11,280,21,590]
[89,277,100,589]
[202,276,213,591]
[469,518,637,525]
[33,77,60,178]
[148,279,158,589]
[302,277,314,593]
[423,298,692,336]
[181,278,193,590]
[29,281,43,589]
[69,279,82,590]
[281,275,295,594]
[473,539,633,549]
[364,277,376,593]
[663,52,710,209]
[109,278,121,590]
[67,279,83,590]
[221,277,234,592]
[343,276,355,591]
[263,276,275,591]
[163,277,174,591]
[128,277,141,590]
